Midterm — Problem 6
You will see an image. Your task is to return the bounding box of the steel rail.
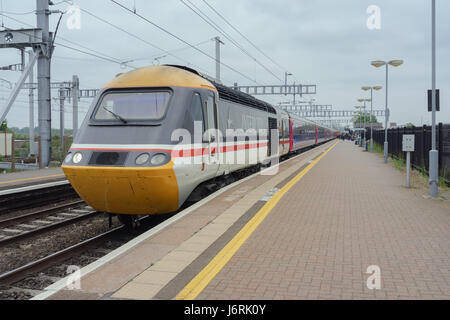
[0,224,125,286]
[0,200,86,228]
[0,210,101,246]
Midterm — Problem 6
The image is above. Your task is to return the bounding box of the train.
[62,65,338,227]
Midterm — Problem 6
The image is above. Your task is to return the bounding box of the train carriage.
[62,65,337,225]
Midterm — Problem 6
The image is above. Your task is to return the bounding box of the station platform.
[0,167,65,191]
[35,140,450,300]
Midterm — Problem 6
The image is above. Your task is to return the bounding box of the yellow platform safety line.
[0,174,65,185]
[176,141,340,300]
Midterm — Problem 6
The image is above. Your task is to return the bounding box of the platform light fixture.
[357,99,369,148]
[371,59,404,162]
[362,86,383,152]
[354,105,363,145]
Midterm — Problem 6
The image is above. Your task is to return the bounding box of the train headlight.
[151,153,167,166]
[73,152,83,164]
[135,153,150,165]
[64,153,73,164]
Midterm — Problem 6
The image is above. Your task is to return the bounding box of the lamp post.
[354,106,363,146]
[284,72,292,96]
[371,59,404,163]
[358,98,373,151]
[362,86,383,152]
[357,99,369,148]
[429,0,438,198]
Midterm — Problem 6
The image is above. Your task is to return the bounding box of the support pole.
[20,49,25,71]
[11,135,15,172]
[384,64,389,163]
[363,102,366,149]
[59,89,65,150]
[0,51,39,124]
[37,0,52,168]
[285,72,288,96]
[214,37,224,82]
[38,136,42,169]
[72,75,79,138]
[370,88,374,152]
[429,0,439,198]
[406,151,411,188]
[28,51,35,156]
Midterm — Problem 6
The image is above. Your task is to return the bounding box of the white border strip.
[0,180,69,196]
[31,142,331,300]
[70,141,269,150]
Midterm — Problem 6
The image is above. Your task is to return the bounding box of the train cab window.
[93,90,171,123]
[190,93,204,125]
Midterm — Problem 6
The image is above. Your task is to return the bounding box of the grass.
[372,141,449,191]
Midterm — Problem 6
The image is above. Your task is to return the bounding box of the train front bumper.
[62,163,179,215]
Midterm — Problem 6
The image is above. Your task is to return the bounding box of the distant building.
[360,123,383,131]
[14,140,26,149]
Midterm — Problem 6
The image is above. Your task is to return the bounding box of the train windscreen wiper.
[102,106,128,124]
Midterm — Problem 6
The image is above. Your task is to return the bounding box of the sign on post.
[427,89,440,112]
[402,135,415,152]
[402,134,415,188]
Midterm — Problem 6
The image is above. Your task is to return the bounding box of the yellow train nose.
[62,163,179,215]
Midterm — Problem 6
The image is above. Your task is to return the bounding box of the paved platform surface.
[197,141,450,300]
[37,141,335,300]
[38,141,450,300]
[0,167,65,190]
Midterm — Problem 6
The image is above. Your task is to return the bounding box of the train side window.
[190,93,204,125]
[205,94,217,130]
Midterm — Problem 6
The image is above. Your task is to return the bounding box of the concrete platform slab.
[0,167,65,190]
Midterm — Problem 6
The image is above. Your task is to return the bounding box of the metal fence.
[372,123,450,184]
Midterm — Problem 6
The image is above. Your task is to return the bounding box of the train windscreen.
[93,91,171,122]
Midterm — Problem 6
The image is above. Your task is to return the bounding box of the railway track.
[0,182,77,214]
[0,214,172,300]
[0,223,125,287]
[0,141,334,300]
[0,202,99,246]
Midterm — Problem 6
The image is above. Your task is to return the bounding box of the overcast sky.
[0,0,449,130]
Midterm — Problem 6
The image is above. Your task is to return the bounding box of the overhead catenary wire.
[0,10,36,15]
[0,12,137,69]
[1,2,281,111]
[179,0,283,83]
[201,0,298,82]
[128,39,212,63]
[109,0,262,85]
[70,5,217,78]
[1,3,279,90]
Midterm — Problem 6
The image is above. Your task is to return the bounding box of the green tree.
[352,113,378,127]
[405,123,414,128]
[0,120,7,131]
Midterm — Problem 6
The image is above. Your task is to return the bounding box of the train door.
[268,117,278,159]
[289,118,293,152]
[205,93,220,176]
[315,126,318,144]
[284,118,289,154]
[280,120,284,153]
